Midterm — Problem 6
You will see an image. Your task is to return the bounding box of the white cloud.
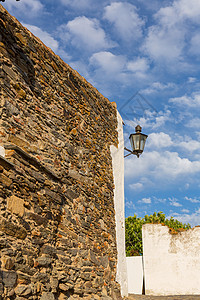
[104,2,145,41]
[3,0,43,17]
[169,197,182,207]
[171,210,200,227]
[185,196,200,203]
[186,118,200,129]
[88,52,151,87]
[90,52,150,79]
[126,200,136,210]
[23,24,59,52]
[189,33,200,56]
[181,209,190,213]
[129,182,144,191]
[188,77,197,83]
[58,17,115,52]
[170,93,200,107]
[151,110,172,129]
[147,132,173,149]
[125,150,200,182]
[174,0,200,21]
[154,0,200,28]
[153,197,167,203]
[142,82,176,94]
[126,57,149,78]
[178,140,200,152]
[138,197,152,204]
[142,25,184,61]
[142,0,200,63]
[90,51,126,74]
[126,109,171,131]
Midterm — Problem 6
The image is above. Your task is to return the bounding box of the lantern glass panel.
[129,135,134,151]
[130,134,140,151]
[140,134,148,151]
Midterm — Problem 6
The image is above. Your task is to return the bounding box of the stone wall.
[143,224,200,296]
[0,5,123,300]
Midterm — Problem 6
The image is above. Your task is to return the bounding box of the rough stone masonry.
[0,5,123,300]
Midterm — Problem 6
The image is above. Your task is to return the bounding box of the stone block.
[44,188,62,203]
[40,292,55,300]
[65,189,79,200]
[0,174,12,187]
[50,276,58,293]
[58,293,68,300]
[40,245,56,256]
[0,219,27,239]
[35,256,52,267]
[1,256,14,270]
[7,195,25,217]
[27,212,48,226]
[8,135,30,150]
[15,284,32,296]
[2,64,17,80]
[59,283,70,291]
[99,256,109,268]
[89,250,100,266]
[2,270,17,288]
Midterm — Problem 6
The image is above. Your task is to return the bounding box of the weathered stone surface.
[7,195,25,217]
[0,219,27,239]
[59,283,71,291]
[2,64,17,80]
[27,212,48,226]
[50,276,58,293]
[58,293,68,300]
[89,250,100,266]
[99,256,109,268]
[65,189,79,200]
[1,256,14,270]
[40,292,55,300]
[40,245,56,256]
[0,3,121,300]
[2,270,17,287]
[35,256,52,267]
[0,173,12,186]
[8,135,30,150]
[15,285,32,296]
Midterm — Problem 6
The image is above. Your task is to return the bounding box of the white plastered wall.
[126,256,143,294]
[110,111,128,297]
[143,224,200,296]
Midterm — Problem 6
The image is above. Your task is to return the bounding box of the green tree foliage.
[125,211,191,256]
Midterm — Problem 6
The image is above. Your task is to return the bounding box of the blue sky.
[2,0,200,227]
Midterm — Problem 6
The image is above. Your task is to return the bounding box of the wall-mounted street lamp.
[124,125,148,158]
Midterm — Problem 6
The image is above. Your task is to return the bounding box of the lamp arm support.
[124,147,140,158]
[124,152,133,158]
[124,147,133,153]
